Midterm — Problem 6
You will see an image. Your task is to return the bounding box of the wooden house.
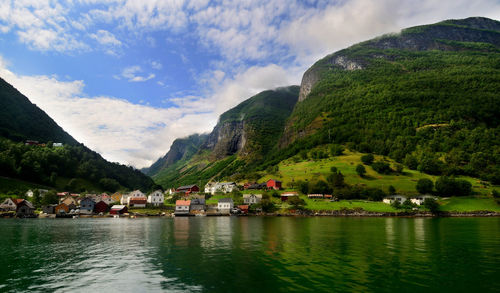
[94,201,109,213]
[16,199,35,217]
[267,179,282,190]
[190,198,206,212]
[111,192,122,203]
[62,196,77,206]
[80,197,95,214]
[110,205,128,215]
[383,195,407,205]
[0,198,18,211]
[243,194,262,205]
[128,197,147,208]
[410,195,436,206]
[147,190,164,206]
[175,200,191,215]
[238,205,249,214]
[55,203,69,214]
[42,205,56,214]
[218,198,234,214]
[176,185,199,195]
[281,192,298,201]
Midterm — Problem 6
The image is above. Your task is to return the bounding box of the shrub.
[416,178,434,194]
[424,198,440,213]
[361,154,374,165]
[435,177,472,197]
[371,161,392,174]
[355,164,366,177]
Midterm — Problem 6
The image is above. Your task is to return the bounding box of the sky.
[0,0,499,168]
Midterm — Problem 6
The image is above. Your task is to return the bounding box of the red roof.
[282,192,298,196]
[238,205,249,210]
[129,198,147,204]
[176,200,191,206]
[14,198,24,205]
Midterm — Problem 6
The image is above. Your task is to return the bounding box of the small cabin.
[218,198,234,214]
[243,194,262,205]
[110,205,128,215]
[94,201,109,213]
[55,203,69,214]
[175,200,191,215]
[383,195,407,205]
[267,179,282,190]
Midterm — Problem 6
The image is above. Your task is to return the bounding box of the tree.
[404,154,418,170]
[288,196,306,209]
[416,178,434,194]
[297,181,309,195]
[435,177,472,197]
[32,189,41,208]
[99,178,120,192]
[41,190,58,205]
[355,164,366,177]
[371,161,392,174]
[361,154,374,165]
[327,171,344,188]
[388,185,396,195]
[310,180,332,194]
[394,163,404,174]
[424,198,440,213]
[330,144,344,156]
[260,199,276,213]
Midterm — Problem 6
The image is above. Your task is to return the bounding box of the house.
[16,200,35,217]
[94,201,110,213]
[100,194,114,205]
[110,192,122,203]
[204,182,217,194]
[55,203,69,214]
[70,193,80,198]
[219,182,237,193]
[147,190,164,206]
[128,197,147,208]
[383,195,407,204]
[68,203,77,211]
[190,198,206,212]
[308,194,324,199]
[121,190,145,205]
[267,179,282,190]
[25,190,34,198]
[410,195,436,206]
[62,196,77,206]
[53,143,63,147]
[218,198,234,214]
[243,194,262,205]
[42,205,56,214]
[246,183,267,190]
[0,198,18,211]
[80,197,96,214]
[324,194,333,199]
[281,192,298,201]
[238,205,249,214]
[110,205,128,215]
[57,192,69,198]
[165,188,176,195]
[176,185,200,195]
[175,200,191,215]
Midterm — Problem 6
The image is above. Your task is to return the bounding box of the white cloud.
[150,61,162,70]
[120,65,155,82]
[90,29,122,46]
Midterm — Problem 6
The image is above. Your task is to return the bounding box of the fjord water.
[0,217,498,292]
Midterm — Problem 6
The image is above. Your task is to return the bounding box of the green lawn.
[258,148,499,196]
[438,196,500,212]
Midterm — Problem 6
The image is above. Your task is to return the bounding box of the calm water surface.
[0,217,498,292]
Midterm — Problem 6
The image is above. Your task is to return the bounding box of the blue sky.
[0,0,499,168]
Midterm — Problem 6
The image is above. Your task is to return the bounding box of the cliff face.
[202,120,246,160]
[143,134,207,176]
[298,17,500,102]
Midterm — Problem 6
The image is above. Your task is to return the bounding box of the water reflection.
[0,217,499,292]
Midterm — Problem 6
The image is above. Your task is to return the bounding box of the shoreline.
[6,210,496,219]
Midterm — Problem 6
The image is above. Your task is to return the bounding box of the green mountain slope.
[0,77,78,144]
[277,17,500,183]
[0,78,155,192]
[148,86,300,188]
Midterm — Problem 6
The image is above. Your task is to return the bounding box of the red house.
[237,205,249,214]
[267,179,282,190]
[94,201,109,213]
[110,205,128,215]
[176,184,200,195]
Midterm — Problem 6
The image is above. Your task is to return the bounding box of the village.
[0,178,437,218]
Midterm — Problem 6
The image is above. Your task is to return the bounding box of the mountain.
[0,77,156,192]
[0,77,78,144]
[147,86,300,187]
[148,17,500,188]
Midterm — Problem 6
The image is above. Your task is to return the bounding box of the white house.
[175,200,191,215]
[25,190,34,198]
[53,143,63,147]
[219,182,237,193]
[383,195,407,204]
[243,194,262,205]
[0,198,18,211]
[218,198,234,214]
[204,182,217,194]
[410,195,436,206]
[147,190,164,206]
[121,190,145,205]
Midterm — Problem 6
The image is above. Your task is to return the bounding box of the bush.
[371,161,392,174]
[416,178,434,194]
[435,177,472,197]
[330,144,344,156]
[361,154,374,165]
[288,196,306,209]
[355,164,366,177]
[424,198,440,213]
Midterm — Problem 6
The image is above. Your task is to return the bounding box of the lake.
[0,217,498,292]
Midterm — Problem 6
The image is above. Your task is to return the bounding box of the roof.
[238,205,249,209]
[243,194,262,198]
[176,200,191,206]
[80,197,95,203]
[110,205,127,210]
[220,182,236,185]
[267,179,282,183]
[14,198,25,205]
[129,198,147,204]
[177,184,198,190]
[282,192,298,196]
[218,198,233,203]
[190,198,205,205]
[384,195,407,199]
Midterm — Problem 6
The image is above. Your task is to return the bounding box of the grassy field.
[0,176,51,195]
[258,148,499,196]
[438,196,500,212]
